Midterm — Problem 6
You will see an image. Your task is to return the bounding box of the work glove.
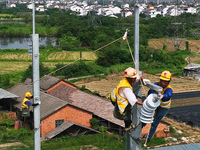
[141,78,151,85]
[157,94,163,100]
[32,101,41,106]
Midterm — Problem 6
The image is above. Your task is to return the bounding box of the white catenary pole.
[126,4,142,150]
[32,0,41,149]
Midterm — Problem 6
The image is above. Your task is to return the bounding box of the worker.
[142,70,173,142]
[21,92,40,117]
[21,92,40,129]
[21,92,40,110]
[110,67,143,131]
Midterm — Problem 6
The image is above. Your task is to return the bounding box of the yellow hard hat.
[25,92,32,97]
[124,67,138,78]
[160,71,172,81]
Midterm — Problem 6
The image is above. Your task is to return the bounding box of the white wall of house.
[184,7,197,14]
[111,6,121,14]
[36,5,45,12]
[70,5,87,16]
[124,11,132,17]
[27,3,32,9]
[9,4,16,8]
[162,7,169,16]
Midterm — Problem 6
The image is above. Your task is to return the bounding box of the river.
[0,37,57,49]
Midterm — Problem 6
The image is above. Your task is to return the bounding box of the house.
[183,63,200,81]
[0,88,19,112]
[27,3,33,9]
[183,6,197,14]
[8,82,99,140]
[42,76,125,135]
[70,5,87,16]
[147,4,154,10]
[36,5,45,12]
[8,3,16,8]
[121,7,133,18]
[0,88,19,120]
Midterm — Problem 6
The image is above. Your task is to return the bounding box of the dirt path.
[0,142,25,149]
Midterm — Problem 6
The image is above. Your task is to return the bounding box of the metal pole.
[33,0,35,34]
[134,4,139,73]
[126,4,142,150]
[32,34,40,150]
[32,0,40,149]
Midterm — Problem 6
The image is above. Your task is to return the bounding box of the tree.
[95,45,132,67]
[58,33,82,51]
[22,63,50,82]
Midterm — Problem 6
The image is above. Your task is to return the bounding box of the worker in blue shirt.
[142,71,173,142]
[21,92,40,129]
[21,92,40,111]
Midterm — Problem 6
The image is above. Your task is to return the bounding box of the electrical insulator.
[140,94,160,123]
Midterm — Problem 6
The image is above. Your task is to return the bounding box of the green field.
[0,51,97,74]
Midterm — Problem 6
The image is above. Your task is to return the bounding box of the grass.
[0,61,31,74]
[2,132,169,150]
[0,14,13,17]
[142,136,166,148]
[45,51,97,61]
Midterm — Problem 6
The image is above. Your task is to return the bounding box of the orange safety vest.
[110,78,133,114]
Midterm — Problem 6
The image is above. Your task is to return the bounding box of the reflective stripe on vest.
[110,88,117,103]
[159,84,173,109]
[160,99,171,109]
[111,78,132,114]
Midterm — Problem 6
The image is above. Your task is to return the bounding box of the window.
[55,119,64,128]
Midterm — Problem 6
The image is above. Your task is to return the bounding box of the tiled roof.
[47,83,76,103]
[0,88,19,99]
[40,75,77,91]
[40,75,61,91]
[7,83,68,120]
[149,143,200,150]
[40,121,99,141]
[69,90,124,127]
[184,63,200,69]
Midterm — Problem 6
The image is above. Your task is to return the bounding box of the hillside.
[148,39,200,64]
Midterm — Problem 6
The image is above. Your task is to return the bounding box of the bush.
[90,118,99,130]
[95,46,132,67]
[54,61,101,78]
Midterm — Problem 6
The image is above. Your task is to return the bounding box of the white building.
[70,5,87,16]
[36,5,45,12]
[8,3,16,8]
